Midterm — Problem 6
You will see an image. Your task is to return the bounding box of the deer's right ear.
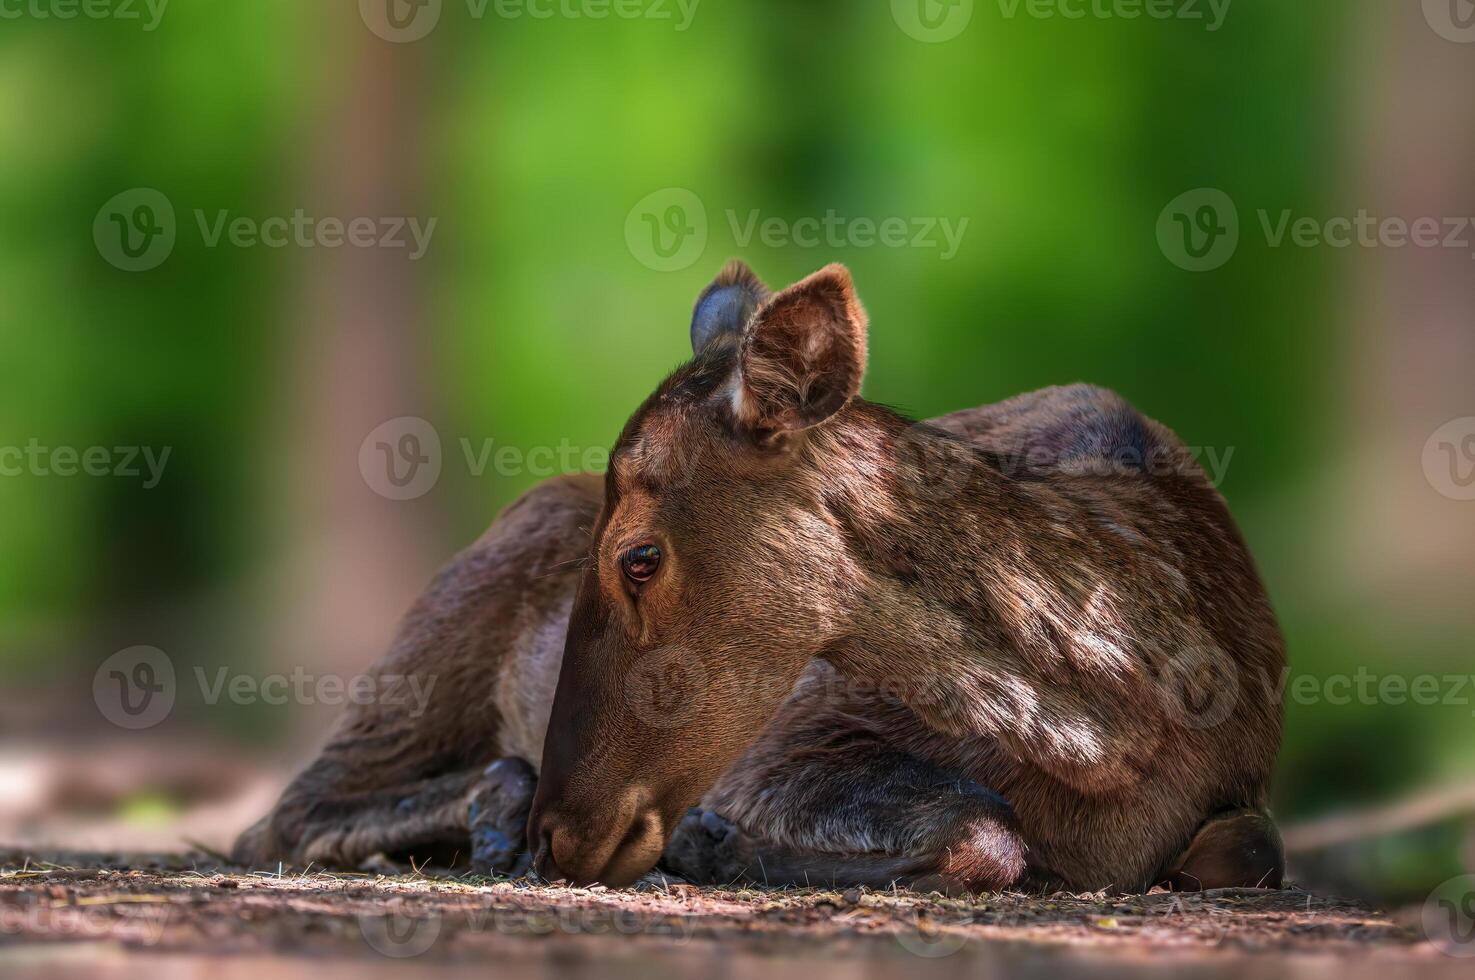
[733,263,868,439]
[691,260,771,354]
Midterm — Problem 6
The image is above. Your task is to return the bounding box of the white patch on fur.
[725,372,750,423]
[1077,631,1133,673]
[1103,521,1147,546]
[1153,558,1190,595]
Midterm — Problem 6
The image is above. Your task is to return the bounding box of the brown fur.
[238,262,1285,894]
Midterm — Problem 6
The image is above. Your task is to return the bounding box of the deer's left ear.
[734,263,868,437]
[692,260,771,354]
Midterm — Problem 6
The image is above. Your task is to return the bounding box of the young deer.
[235,261,1285,893]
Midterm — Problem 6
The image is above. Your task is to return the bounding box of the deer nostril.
[533,826,559,881]
[531,812,576,883]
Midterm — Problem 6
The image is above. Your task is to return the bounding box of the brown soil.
[0,849,1460,980]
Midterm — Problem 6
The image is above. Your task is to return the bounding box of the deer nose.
[531,796,667,887]
[530,810,580,883]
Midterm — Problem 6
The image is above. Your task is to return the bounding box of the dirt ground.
[0,849,1465,980]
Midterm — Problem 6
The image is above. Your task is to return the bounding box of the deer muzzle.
[528,787,669,886]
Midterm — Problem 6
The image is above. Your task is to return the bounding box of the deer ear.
[733,263,868,437]
[691,259,771,354]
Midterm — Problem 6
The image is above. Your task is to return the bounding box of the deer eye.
[620,544,662,584]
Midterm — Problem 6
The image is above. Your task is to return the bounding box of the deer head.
[528,260,873,885]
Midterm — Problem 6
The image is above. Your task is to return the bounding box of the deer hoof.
[660,807,752,884]
[467,757,538,877]
[1167,807,1284,891]
[470,825,531,876]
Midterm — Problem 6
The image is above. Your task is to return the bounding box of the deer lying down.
[235,261,1285,894]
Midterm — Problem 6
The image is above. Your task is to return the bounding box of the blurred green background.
[1,0,1471,906]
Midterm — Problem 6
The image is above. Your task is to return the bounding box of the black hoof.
[467,758,537,877]
[660,807,751,884]
[471,824,532,876]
